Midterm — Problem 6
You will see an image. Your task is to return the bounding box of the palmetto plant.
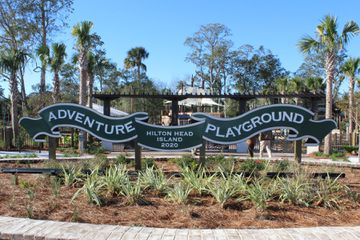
[207,171,244,208]
[182,167,213,195]
[278,173,313,207]
[120,177,144,205]
[61,166,82,187]
[245,178,272,212]
[72,170,104,206]
[139,166,168,194]
[298,15,359,154]
[166,182,192,205]
[314,175,344,209]
[102,164,128,196]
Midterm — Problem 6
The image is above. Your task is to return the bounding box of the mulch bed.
[0,160,359,229]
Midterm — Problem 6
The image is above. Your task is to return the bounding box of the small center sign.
[134,120,206,151]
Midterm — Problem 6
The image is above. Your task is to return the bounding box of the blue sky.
[5,0,360,96]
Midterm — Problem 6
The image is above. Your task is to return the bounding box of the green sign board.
[19,103,148,142]
[191,104,336,145]
[134,120,206,151]
[20,103,337,151]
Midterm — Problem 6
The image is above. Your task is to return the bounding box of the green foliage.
[50,176,61,197]
[102,164,128,196]
[120,178,144,205]
[25,188,35,218]
[19,179,34,189]
[61,166,83,187]
[114,155,130,165]
[278,173,313,207]
[207,169,245,208]
[343,145,358,154]
[245,179,271,211]
[206,155,236,172]
[142,158,156,169]
[139,166,168,194]
[59,147,79,157]
[313,176,344,209]
[181,167,213,195]
[330,152,347,161]
[171,155,198,170]
[72,170,104,206]
[166,182,192,205]
[273,160,291,172]
[240,159,266,173]
[0,153,37,159]
[86,143,105,155]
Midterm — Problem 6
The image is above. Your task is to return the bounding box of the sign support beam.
[171,100,179,126]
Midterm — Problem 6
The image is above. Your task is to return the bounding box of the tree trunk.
[10,72,19,147]
[78,53,88,153]
[39,0,47,95]
[324,53,335,155]
[87,73,93,108]
[349,76,355,145]
[19,66,28,114]
[52,71,60,103]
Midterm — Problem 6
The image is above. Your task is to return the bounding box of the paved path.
[0,216,360,240]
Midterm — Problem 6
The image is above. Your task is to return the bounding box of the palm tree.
[298,15,359,154]
[36,45,50,95]
[72,21,93,153]
[72,21,93,106]
[49,43,67,103]
[289,77,306,105]
[87,52,96,108]
[341,57,360,141]
[124,47,149,83]
[124,47,149,112]
[305,77,325,93]
[275,77,290,103]
[0,49,28,147]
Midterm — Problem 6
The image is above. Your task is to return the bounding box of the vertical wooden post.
[294,100,303,163]
[103,99,111,116]
[135,140,142,171]
[238,99,246,115]
[171,99,179,126]
[294,140,302,163]
[199,139,206,167]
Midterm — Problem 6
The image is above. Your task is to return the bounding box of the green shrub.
[171,155,198,170]
[120,178,144,205]
[182,167,213,195]
[240,159,266,173]
[313,176,344,209]
[278,173,313,207]
[273,160,291,172]
[61,166,83,187]
[343,145,357,154]
[50,176,61,197]
[114,155,130,165]
[72,170,104,206]
[139,166,168,194]
[245,179,271,211]
[86,143,106,155]
[330,152,346,161]
[207,170,244,208]
[102,164,128,196]
[166,182,192,204]
[206,155,236,172]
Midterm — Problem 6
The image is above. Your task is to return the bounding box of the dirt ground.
[0,160,359,229]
